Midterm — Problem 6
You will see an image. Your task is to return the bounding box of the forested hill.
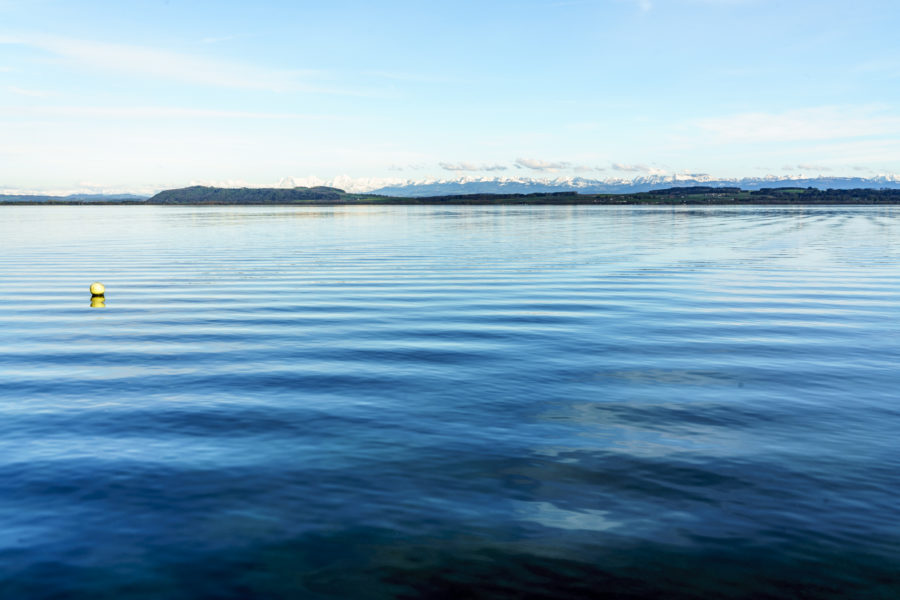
[148,186,344,203]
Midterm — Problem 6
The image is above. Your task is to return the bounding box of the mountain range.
[3,175,900,201]
[367,174,900,197]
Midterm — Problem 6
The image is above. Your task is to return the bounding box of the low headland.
[3,185,900,205]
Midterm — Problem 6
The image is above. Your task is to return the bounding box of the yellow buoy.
[90,282,105,296]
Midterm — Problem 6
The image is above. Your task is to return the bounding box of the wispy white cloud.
[782,163,854,174]
[566,121,603,132]
[388,163,427,172]
[6,85,48,97]
[585,0,747,11]
[612,0,651,12]
[611,162,665,174]
[515,157,571,172]
[199,34,248,45]
[855,59,900,78]
[688,0,757,4]
[693,105,900,143]
[547,1,595,7]
[803,138,900,166]
[0,105,337,120]
[439,161,508,172]
[0,33,352,93]
[365,70,460,84]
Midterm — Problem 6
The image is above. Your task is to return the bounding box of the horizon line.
[3,172,900,198]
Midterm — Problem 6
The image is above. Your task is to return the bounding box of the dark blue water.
[1,205,899,598]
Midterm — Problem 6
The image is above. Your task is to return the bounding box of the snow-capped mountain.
[17,174,894,200]
[366,174,900,197]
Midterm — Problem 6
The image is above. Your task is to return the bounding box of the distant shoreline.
[3,185,900,206]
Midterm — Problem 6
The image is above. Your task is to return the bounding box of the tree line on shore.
[4,186,900,205]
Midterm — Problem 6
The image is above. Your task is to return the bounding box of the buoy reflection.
[89,282,106,308]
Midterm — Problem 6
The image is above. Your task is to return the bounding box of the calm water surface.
[1,205,899,598]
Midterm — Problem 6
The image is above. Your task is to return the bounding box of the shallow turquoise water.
[1,205,899,598]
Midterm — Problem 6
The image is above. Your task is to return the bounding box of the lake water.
[1,205,899,599]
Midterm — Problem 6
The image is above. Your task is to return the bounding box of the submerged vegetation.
[3,186,900,205]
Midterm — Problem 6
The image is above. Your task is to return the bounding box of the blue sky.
[1,0,898,193]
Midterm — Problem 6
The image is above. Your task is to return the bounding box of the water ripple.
[1,205,899,598]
